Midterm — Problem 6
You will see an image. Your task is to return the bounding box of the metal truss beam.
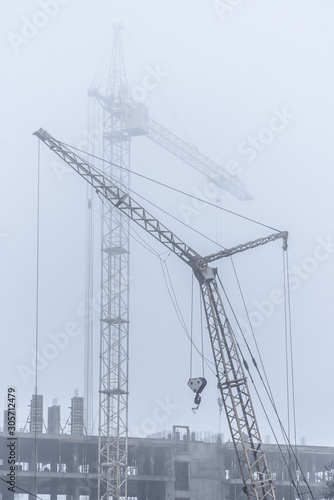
[147,116,252,201]
[200,277,276,500]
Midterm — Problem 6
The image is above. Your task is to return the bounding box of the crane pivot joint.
[193,259,215,282]
[195,258,207,272]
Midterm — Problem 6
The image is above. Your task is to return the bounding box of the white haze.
[1,0,334,446]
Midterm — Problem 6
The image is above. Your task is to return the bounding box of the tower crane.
[88,26,251,500]
[34,127,288,500]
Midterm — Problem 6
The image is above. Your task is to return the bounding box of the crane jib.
[33,128,287,272]
[33,128,208,276]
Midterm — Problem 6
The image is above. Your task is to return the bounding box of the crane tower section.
[88,26,148,500]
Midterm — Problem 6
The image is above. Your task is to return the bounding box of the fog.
[1,0,334,446]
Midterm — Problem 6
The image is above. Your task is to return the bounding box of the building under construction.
[0,395,332,500]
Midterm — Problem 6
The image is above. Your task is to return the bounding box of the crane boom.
[34,128,279,500]
[205,231,288,263]
[147,116,252,201]
[33,128,206,272]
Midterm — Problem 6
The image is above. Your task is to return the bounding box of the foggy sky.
[1,0,334,446]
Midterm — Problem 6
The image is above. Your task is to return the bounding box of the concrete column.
[2,483,14,500]
[50,479,57,500]
[71,445,79,473]
[29,476,37,500]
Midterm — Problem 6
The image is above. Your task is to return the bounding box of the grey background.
[1,0,333,445]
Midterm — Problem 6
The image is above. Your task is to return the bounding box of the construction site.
[1,393,334,500]
[2,4,334,500]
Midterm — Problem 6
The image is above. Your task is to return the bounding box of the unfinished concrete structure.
[0,422,332,500]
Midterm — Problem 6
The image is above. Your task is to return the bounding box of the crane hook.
[188,377,207,412]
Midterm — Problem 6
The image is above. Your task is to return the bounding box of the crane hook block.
[188,377,207,411]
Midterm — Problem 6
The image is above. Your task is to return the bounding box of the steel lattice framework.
[146,117,252,201]
[34,126,289,500]
[95,27,130,500]
[200,278,275,499]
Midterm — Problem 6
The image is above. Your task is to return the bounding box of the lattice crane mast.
[34,127,288,500]
[89,26,131,500]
